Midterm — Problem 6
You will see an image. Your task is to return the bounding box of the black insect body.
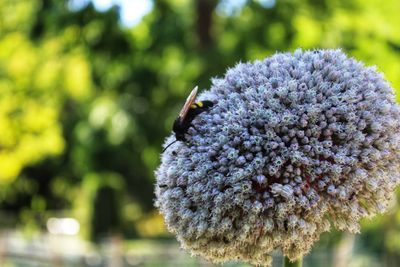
[173,100,214,141]
[163,86,214,152]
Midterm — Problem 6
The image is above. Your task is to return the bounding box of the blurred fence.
[0,230,249,267]
[0,230,385,267]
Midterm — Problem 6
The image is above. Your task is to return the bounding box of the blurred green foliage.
[0,0,400,264]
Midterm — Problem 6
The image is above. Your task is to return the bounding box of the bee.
[163,86,214,152]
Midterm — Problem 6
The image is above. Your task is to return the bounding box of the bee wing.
[178,86,198,121]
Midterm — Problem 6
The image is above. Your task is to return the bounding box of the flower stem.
[283,256,303,267]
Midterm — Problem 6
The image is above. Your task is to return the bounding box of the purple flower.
[155,49,400,266]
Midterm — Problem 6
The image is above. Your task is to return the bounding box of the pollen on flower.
[155,49,400,267]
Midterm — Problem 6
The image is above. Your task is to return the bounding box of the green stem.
[283,256,303,267]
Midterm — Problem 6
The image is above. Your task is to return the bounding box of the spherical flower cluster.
[155,49,400,266]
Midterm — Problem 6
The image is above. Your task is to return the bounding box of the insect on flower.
[163,86,214,152]
[155,49,400,267]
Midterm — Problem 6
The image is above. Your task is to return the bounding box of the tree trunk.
[196,0,217,47]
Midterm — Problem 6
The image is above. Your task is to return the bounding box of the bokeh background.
[0,0,400,266]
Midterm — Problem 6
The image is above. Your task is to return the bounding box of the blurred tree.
[0,2,399,264]
[91,182,123,241]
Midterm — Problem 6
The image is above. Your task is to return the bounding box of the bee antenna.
[162,140,178,153]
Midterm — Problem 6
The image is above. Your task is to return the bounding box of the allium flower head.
[155,49,400,266]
